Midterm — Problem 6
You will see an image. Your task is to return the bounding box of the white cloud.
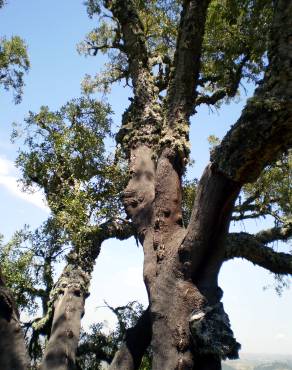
[275,332,286,340]
[124,266,144,289]
[0,156,15,176]
[0,156,49,212]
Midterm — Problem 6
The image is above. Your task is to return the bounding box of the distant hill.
[223,358,292,370]
[222,364,236,370]
[254,362,292,370]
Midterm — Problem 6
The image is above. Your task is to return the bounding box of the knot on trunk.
[189,302,240,360]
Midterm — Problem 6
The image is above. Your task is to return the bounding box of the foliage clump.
[77,301,151,370]
[0,35,29,103]
[13,97,127,246]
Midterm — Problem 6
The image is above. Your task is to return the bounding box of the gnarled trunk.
[110,0,292,367]
[121,141,240,370]
[146,155,239,370]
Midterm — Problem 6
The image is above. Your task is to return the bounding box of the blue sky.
[0,0,292,356]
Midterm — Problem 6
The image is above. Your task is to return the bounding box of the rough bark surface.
[225,232,292,274]
[167,0,211,120]
[41,283,85,370]
[40,220,134,370]
[0,275,29,370]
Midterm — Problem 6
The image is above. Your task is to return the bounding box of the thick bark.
[121,141,206,370]
[167,0,211,120]
[162,0,212,166]
[113,2,215,369]
[225,231,292,275]
[0,274,29,370]
[40,220,133,370]
[142,149,204,370]
[112,0,239,368]
[177,165,240,369]
[41,279,86,370]
[107,0,161,154]
[109,308,151,370]
[137,154,240,370]
[182,165,241,287]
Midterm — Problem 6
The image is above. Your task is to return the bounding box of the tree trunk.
[0,275,29,370]
[40,221,133,370]
[122,145,241,370]
[105,0,292,368]
[40,233,98,370]
[41,269,87,370]
[150,161,240,370]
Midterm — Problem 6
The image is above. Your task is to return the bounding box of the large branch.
[167,0,211,122]
[105,0,154,103]
[211,0,292,184]
[181,0,292,285]
[195,55,250,107]
[180,165,241,287]
[92,218,135,244]
[225,229,292,275]
[107,1,160,190]
[36,218,134,333]
[255,224,292,244]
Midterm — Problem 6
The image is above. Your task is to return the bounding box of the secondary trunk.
[40,269,87,370]
[40,221,133,370]
[0,274,29,370]
[40,234,100,370]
